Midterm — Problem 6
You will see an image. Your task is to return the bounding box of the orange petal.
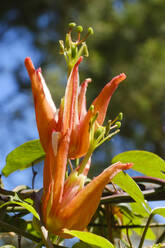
[68,78,91,158]
[25,57,56,152]
[42,130,70,225]
[62,57,83,134]
[56,162,132,233]
[78,78,91,122]
[68,77,91,159]
[75,73,126,157]
[91,73,126,125]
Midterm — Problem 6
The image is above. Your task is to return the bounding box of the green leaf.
[112,171,149,210]
[0,200,40,220]
[152,207,165,218]
[2,139,45,176]
[63,229,114,248]
[130,202,151,217]
[112,150,165,179]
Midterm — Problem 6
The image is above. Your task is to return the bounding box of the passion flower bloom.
[25,55,132,237]
[42,142,132,237]
[25,56,126,159]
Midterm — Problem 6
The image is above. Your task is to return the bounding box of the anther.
[115,121,121,129]
[88,27,94,35]
[77,25,83,33]
[118,112,123,121]
[69,22,76,29]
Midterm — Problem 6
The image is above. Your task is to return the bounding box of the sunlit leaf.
[2,139,45,176]
[0,200,40,220]
[112,150,165,179]
[152,207,165,218]
[130,202,151,218]
[63,229,114,248]
[112,171,149,210]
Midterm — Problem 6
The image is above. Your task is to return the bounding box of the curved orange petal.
[25,57,57,152]
[78,78,92,122]
[91,73,126,125]
[62,57,83,134]
[53,162,132,236]
[68,78,91,158]
[42,130,70,225]
[75,73,126,158]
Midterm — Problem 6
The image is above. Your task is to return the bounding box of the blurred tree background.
[0,0,165,185]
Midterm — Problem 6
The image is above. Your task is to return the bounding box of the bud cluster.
[59,22,94,75]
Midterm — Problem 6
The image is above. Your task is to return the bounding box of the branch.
[133,176,165,186]
[0,219,67,248]
[0,219,40,243]
[0,187,38,200]
[89,223,165,229]
[101,187,165,204]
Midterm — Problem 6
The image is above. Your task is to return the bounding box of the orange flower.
[25,56,126,159]
[41,135,132,237]
[25,56,132,237]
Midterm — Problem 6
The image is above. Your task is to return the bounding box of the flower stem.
[138,213,154,248]
[78,145,94,175]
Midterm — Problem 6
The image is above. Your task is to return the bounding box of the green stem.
[96,129,120,148]
[126,228,133,248]
[138,213,154,248]
[78,146,94,174]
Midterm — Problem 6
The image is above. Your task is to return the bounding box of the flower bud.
[115,121,121,128]
[118,112,123,121]
[69,22,76,29]
[81,43,89,57]
[88,27,94,35]
[77,25,83,33]
[94,126,105,140]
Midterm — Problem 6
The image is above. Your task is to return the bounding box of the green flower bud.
[118,112,123,121]
[77,25,83,33]
[115,121,121,128]
[88,27,94,35]
[82,43,89,57]
[94,126,105,140]
[69,22,76,28]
